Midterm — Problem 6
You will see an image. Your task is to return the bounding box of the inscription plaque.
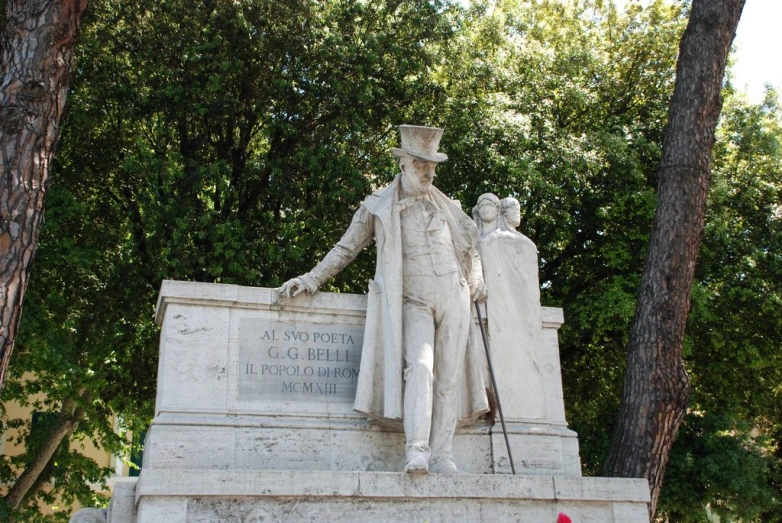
[238,318,363,403]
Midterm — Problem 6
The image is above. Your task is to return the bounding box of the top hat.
[391,125,448,163]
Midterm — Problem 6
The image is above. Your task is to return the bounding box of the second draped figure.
[472,194,548,420]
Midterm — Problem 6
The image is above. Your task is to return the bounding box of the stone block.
[328,425,406,472]
[554,476,651,502]
[561,434,583,476]
[136,498,187,523]
[156,302,230,414]
[234,426,331,471]
[133,470,649,522]
[143,424,235,470]
[107,480,137,523]
[492,432,563,475]
[451,430,493,474]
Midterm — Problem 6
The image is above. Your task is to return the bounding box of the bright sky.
[615,0,782,104]
[731,0,782,103]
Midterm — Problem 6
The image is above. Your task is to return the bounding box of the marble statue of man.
[280,125,489,474]
[473,194,547,420]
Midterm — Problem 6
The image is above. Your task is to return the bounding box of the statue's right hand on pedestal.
[278,277,311,298]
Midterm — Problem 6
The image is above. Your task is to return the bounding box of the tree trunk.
[0,0,89,391]
[602,0,744,518]
[4,391,88,511]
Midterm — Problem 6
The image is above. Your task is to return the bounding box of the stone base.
[114,470,648,523]
[108,480,137,522]
[117,282,650,522]
[143,412,580,476]
[491,421,582,476]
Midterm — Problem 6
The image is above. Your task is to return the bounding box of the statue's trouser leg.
[402,275,436,462]
[402,273,470,464]
[429,273,470,467]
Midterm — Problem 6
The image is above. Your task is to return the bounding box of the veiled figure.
[473,194,547,420]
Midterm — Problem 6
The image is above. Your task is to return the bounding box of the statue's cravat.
[395,192,431,213]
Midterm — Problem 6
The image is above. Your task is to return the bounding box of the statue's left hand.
[470,281,488,303]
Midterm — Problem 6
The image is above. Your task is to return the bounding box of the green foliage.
[690,88,782,424]
[62,0,459,292]
[658,87,782,521]
[0,180,156,519]
[659,413,779,522]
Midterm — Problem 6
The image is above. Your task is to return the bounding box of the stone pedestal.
[134,470,649,522]
[108,280,649,522]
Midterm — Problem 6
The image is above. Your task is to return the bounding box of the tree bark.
[4,391,88,511]
[0,0,89,391]
[602,0,744,518]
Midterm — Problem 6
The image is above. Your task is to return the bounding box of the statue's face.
[503,202,521,228]
[478,200,499,223]
[401,156,436,191]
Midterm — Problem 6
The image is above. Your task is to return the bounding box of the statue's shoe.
[404,454,429,474]
[429,459,461,474]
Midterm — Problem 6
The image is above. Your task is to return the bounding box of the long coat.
[301,176,491,428]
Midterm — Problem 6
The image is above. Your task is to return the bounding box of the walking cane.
[474,302,517,475]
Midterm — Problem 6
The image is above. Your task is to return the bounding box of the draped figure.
[473,194,547,420]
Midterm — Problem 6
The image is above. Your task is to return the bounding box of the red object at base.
[557,513,572,523]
